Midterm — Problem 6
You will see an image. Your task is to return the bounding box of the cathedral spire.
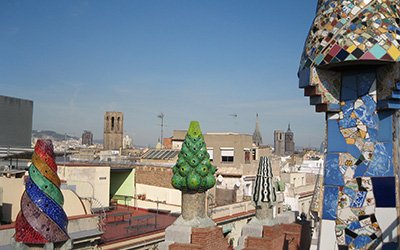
[252,114,263,146]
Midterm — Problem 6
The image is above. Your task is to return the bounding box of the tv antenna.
[157,113,164,145]
[229,113,238,132]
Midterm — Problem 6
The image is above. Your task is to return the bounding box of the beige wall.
[0,174,89,223]
[136,183,181,206]
[281,172,307,187]
[62,189,90,216]
[0,175,25,222]
[204,133,257,175]
[58,165,110,209]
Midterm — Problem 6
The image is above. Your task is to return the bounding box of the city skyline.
[1,1,324,147]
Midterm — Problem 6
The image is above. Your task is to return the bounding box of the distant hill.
[32,130,79,141]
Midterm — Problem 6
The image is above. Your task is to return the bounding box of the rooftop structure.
[0,95,33,148]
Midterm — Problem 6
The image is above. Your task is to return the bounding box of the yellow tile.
[388,45,400,60]
[347,45,357,53]
[359,130,366,139]
[346,138,355,144]
[351,112,357,118]
[379,28,387,33]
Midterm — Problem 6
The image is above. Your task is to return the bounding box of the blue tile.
[342,73,357,90]
[322,186,339,220]
[377,110,393,142]
[365,142,394,177]
[350,191,367,207]
[348,144,361,159]
[342,87,358,101]
[343,186,356,198]
[357,72,375,97]
[367,128,377,142]
[388,99,400,109]
[327,120,348,153]
[339,117,357,128]
[329,103,341,110]
[342,103,354,118]
[372,177,396,207]
[299,68,310,88]
[382,243,398,250]
[354,105,377,129]
[348,221,361,230]
[372,114,379,126]
[353,235,372,249]
[345,234,354,245]
[324,154,345,186]
[361,94,377,114]
[353,162,368,177]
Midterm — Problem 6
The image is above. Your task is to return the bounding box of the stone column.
[182,192,206,221]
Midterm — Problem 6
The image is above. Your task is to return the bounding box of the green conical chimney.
[171,121,216,193]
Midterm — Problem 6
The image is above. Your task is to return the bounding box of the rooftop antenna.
[157,113,164,146]
[229,113,238,132]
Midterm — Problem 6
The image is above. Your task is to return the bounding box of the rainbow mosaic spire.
[14,139,69,244]
[171,121,216,193]
[299,1,400,249]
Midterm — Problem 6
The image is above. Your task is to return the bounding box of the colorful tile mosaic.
[14,140,69,244]
[299,0,400,72]
[309,69,398,249]
[299,2,400,249]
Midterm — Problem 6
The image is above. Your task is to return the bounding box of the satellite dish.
[235,181,241,187]
[217,175,223,183]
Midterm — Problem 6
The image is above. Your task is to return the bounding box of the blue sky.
[1,1,325,148]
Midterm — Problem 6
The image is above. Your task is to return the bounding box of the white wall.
[58,165,110,209]
[136,183,181,206]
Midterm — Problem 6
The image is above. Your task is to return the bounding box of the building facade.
[103,111,123,150]
[0,95,33,147]
[284,124,295,155]
[82,130,93,146]
[274,130,285,155]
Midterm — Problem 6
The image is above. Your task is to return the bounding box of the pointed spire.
[252,114,263,146]
[287,123,291,132]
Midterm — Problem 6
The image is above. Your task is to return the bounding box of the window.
[244,149,250,163]
[221,148,234,163]
[207,147,214,162]
[252,149,256,160]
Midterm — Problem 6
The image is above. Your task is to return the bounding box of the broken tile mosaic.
[299,1,400,72]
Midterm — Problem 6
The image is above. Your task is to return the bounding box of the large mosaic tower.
[299,1,400,249]
[14,139,69,245]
